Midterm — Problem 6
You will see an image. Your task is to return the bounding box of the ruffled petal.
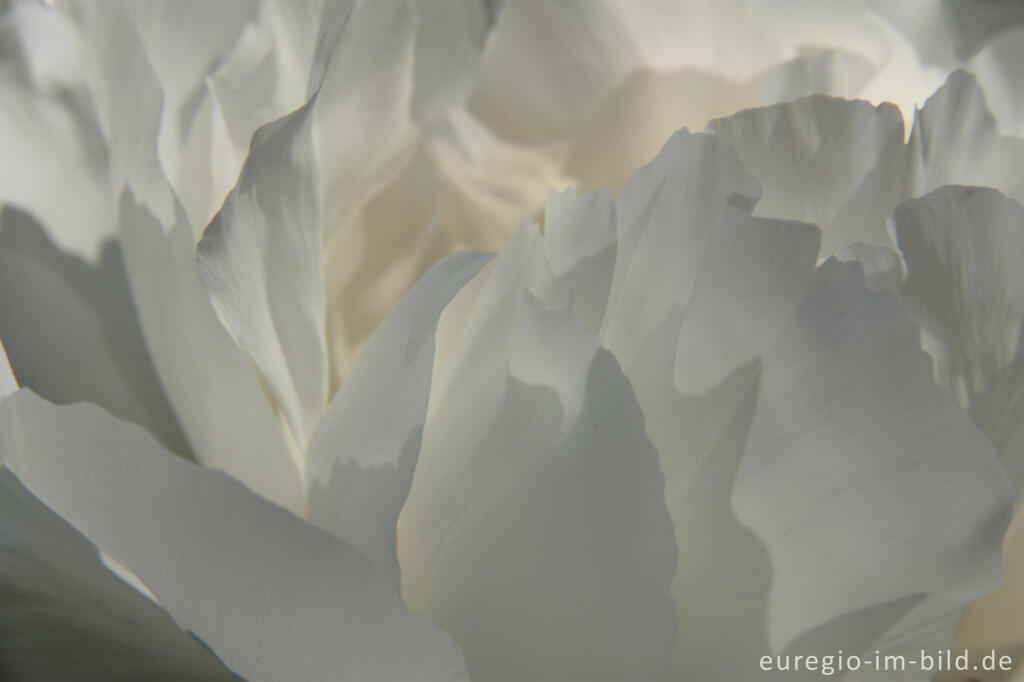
[0,391,471,682]
[547,131,1015,678]
[707,95,909,255]
[601,129,761,367]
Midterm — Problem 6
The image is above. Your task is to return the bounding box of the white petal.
[0,207,189,456]
[468,0,641,145]
[910,70,1024,208]
[73,3,178,232]
[398,226,677,682]
[942,0,1024,59]
[0,391,470,682]
[428,109,571,252]
[600,129,761,368]
[854,14,948,127]
[542,188,618,331]
[895,186,1024,484]
[317,0,418,240]
[867,0,960,68]
[324,148,454,381]
[733,258,1013,651]
[673,210,820,394]
[200,0,331,227]
[408,0,492,123]
[0,338,16,398]
[562,46,882,201]
[0,4,114,261]
[198,99,326,451]
[836,243,905,294]
[564,129,1014,677]
[707,95,909,256]
[305,250,492,585]
[317,0,420,382]
[969,26,1024,137]
[0,466,238,681]
[468,0,890,146]
[956,503,1024,657]
[119,191,304,515]
[622,303,769,680]
[760,48,875,105]
[564,68,760,196]
[121,0,261,228]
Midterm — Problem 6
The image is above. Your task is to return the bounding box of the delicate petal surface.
[198,99,326,451]
[0,207,189,457]
[895,187,1024,662]
[398,226,678,682]
[0,391,471,682]
[733,259,1013,653]
[969,26,1024,137]
[542,132,1014,678]
[0,2,113,261]
[119,193,303,515]
[942,0,1024,59]
[896,186,1024,483]
[0,466,239,681]
[600,129,761,368]
[318,0,419,381]
[306,250,492,585]
[909,70,1024,209]
[707,96,909,255]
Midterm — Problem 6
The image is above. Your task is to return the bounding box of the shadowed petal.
[197,99,326,451]
[0,391,471,682]
[398,226,678,682]
[306,250,492,585]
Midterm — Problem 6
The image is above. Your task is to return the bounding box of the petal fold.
[0,466,239,681]
[197,99,326,451]
[398,226,678,682]
[0,391,471,682]
[306,250,492,585]
[119,192,304,515]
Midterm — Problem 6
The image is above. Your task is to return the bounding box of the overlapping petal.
[0,207,189,456]
[119,191,304,515]
[0,1,1022,680]
[398,226,678,682]
[197,98,327,451]
[0,2,113,261]
[0,390,471,682]
[306,250,492,585]
[412,130,1016,681]
[0,467,241,682]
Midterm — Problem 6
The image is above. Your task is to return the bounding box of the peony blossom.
[1,0,1024,681]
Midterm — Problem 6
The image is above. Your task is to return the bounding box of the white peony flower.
[1,0,1023,680]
